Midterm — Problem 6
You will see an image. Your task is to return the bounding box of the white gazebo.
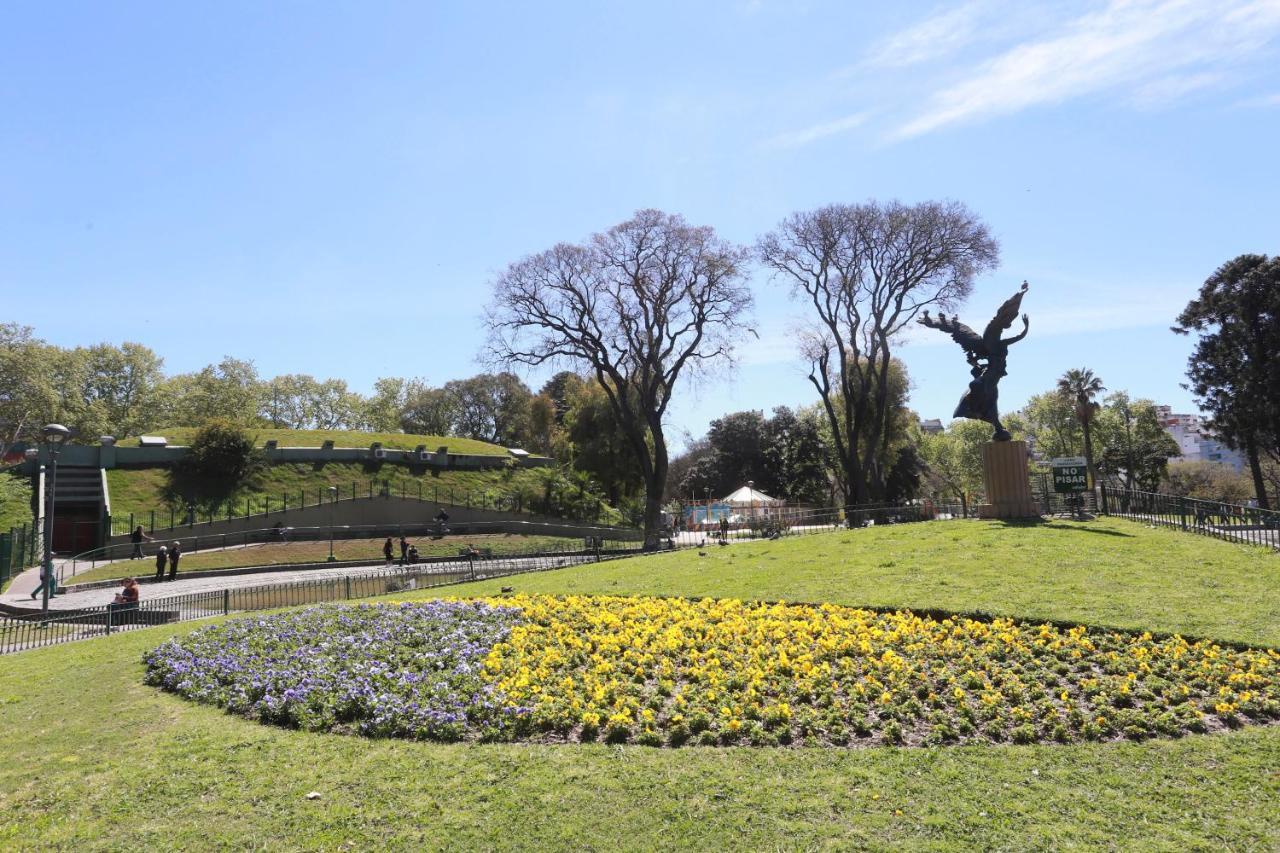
[722,481,783,520]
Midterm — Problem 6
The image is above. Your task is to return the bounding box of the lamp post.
[327,486,337,562]
[40,423,71,613]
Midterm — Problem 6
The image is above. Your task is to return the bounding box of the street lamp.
[40,423,71,613]
[327,486,337,562]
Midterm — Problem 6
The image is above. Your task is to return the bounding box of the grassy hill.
[106,462,620,534]
[2,517,1277,849]
[112,427,512,456]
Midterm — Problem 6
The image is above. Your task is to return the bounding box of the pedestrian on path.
[154,545,168,580]
[29,563,57,601]
[382,537,393,567]
[167,541,181,580]
[398,536,409,565]
[129,525,152,559]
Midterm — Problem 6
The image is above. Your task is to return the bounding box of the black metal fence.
[0,544,640,656]
[109,477,613,538]
[65,520,641,582]
[0,523,39,589]
[1099,485,1280,551]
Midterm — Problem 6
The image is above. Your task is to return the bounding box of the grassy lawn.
[104,462,620,534]
[66,533,590,585]
[452,516,1280,647]
[111,427,510,455]
[2,517,1278,849]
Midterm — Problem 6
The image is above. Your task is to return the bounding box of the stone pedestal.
[977,440,1040,519]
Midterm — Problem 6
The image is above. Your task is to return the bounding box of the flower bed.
[143,601,525,740]
[145,595,1280,747]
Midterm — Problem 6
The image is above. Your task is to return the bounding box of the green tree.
[1162,460,1254,504]
[918,418,991,516]
[160,357,263,426]
[1019,391,1082,460]
[445,373,533,446]
[1056,368,1105,484]
[0,324,61,453]
[1173,254,1280,508]
[400,385,459,437]
[561,379,644,505]
[1094,393,1181,492]
[176,419,263,504]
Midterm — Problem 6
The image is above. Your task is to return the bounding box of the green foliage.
[1174,254,1280,507]
[917,418,992,509]
[1162,461,1255,504]
[675,406,832,505]
[177,420,262,498]
[0,470,33,531]
[1020,391,1083,459]
[1094,393,1181,491]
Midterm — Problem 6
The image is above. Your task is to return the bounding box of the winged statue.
[917,282,1030,441]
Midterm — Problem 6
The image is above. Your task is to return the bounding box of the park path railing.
[108,477,610,538]
[1098,485,1280,551]
[0,522,39,589]
[2,499,969,656]
[1,543,642,656]
[64,520,640,583]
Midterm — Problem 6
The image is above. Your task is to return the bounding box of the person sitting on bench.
[111,577,140,609]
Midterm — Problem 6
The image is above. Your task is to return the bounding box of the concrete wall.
[105,494,639,547]
[21,442,553,474]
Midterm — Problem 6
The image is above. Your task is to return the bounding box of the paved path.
[2,551,607,612]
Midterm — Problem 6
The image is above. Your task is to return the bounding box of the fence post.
[345,576,352,599]
[223,588,230,616]
[1179,497,1188,531]
[106,606,113,635]
[1099,484,1109,515]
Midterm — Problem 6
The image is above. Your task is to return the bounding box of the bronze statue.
[918,282,1030,441]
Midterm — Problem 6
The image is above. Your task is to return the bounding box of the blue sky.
[3,1,1278,449]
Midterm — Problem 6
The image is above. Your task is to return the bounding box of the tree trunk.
[642,421,670,550]
[1245,433,1271,510]
[1082,420,1096,486]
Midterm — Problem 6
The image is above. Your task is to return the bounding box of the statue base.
[976,440,1040,519]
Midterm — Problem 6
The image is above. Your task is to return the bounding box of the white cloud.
[893,0,1280,139]
[760,112,869,150]
[862,1,988,68]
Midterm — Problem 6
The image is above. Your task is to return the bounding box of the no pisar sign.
[1051,457,1089,493]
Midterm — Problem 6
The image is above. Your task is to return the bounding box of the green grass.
[112,427,511,455]
[452,516,1280,647]
[2,517,1279,849]
[66,533,588,585]
[105,462,621,534]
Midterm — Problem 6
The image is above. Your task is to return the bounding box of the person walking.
[382,537,393,567]
[129,525,152,560]
[153,544,168,581]
[398,536,409,566]
[29,563,57,601]
[167,541,181,580]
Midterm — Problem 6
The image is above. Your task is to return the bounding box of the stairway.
[49,466,104,554]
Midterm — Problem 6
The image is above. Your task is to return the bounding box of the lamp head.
[43,423,71,445]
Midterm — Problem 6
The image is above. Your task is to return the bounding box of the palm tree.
[1057,368,1105,484]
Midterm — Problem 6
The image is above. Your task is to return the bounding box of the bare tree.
[486,209,753,547]
[757,200,999,503]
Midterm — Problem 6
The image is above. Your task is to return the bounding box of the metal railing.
[0,522,40,588]
[0,543,642,655]
[108,477,613,537]
[65,520,641,582]
[1099,485,1280,551]
[4,498,987,656]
